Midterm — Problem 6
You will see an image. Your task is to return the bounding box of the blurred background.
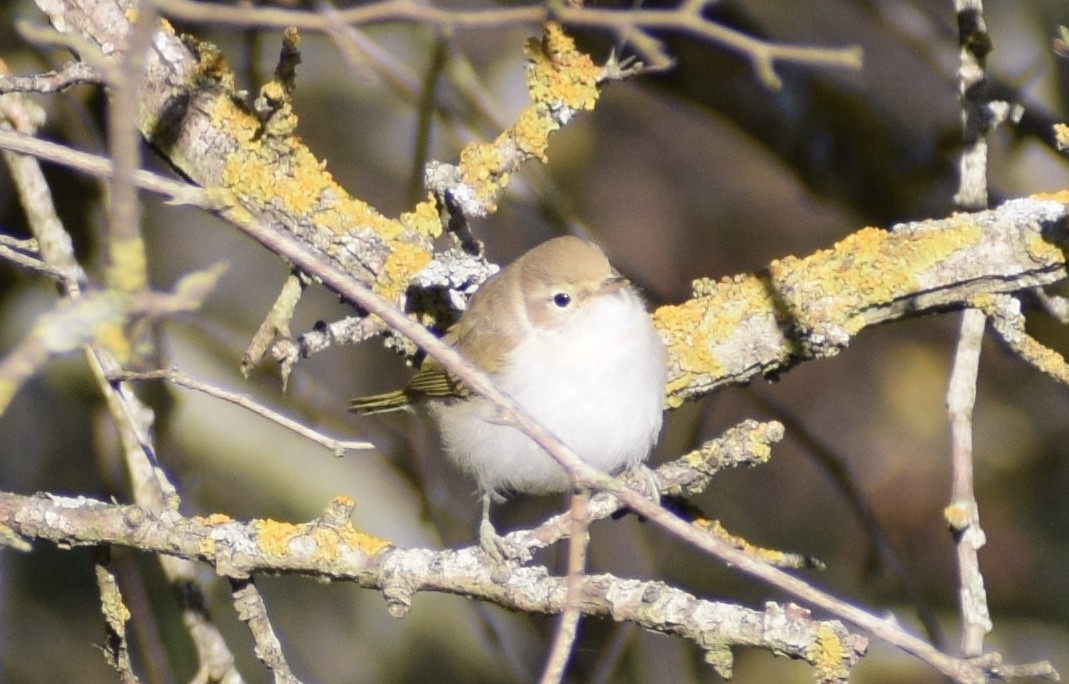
[2,0,1069,682]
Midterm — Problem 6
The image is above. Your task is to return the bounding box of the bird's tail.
[348,390,411,415]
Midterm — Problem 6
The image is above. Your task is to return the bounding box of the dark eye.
[552,292,571,308]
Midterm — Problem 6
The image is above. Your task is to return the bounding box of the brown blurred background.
[2,0,1069,682]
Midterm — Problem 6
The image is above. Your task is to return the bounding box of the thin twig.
[946,310,991,654]
[150,0,862,88]
[949,0,995,658]
[0,242,81,282]
[102,2,153,293]
[978,294,1069,384]
[0,61,100,93]
[538,489,590,684]
[748,392,944,647]
[0,128,216,208]
[0,234,38,249]
[93,550,141,684]
[110,368,373,456]
[230,577,302,684]
[1028,287,1069,324]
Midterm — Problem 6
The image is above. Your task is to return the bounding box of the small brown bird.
[351,236,666,556]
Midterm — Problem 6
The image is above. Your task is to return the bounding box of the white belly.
[431,290,666,495]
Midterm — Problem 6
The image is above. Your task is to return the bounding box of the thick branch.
[656,197,1069,405]
[0,491,865,678]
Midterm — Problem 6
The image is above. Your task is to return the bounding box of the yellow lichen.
[106,237,147,294]
[339,528,391,556]
[187,34,235,91]
[524,23,600,112]
[655,272,777,385]
[376,242,433,303]
[808,624,847,680]
[195,513,233,525]
[512,107,556,162]
[447,24,600,215]
[459,141,507,210]
[100,587,132,625]
[1054,123,1069,151]
[251,515,390,560]
[774,222,982,334]
[94,320,131,362]
[213,92,412,244]
[1025,230,1065,265]
[253,519,304,558]
[260,80,285,102]
[1031,189,1069,203]
[653,299,722,399]
[399,196,443,239]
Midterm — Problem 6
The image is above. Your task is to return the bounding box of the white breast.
[432,288,666,496]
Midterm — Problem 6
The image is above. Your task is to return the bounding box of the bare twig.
[948,0,996,657]
[946,310,991,654]
[1028,287,1069,324]
[0,128,216,208]
[110,368,373,456]
[93,551,141,684]
[538,490,590,684]
[748,392,944,646]
[0,84,88,291]
[0,241,81,282]
[0,60,101,93]
[0,234,38,250]
[231,578,301,684]
[102,1,153,294]
[151,0,862,88]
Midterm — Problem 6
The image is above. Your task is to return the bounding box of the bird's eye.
[552,292,571,308]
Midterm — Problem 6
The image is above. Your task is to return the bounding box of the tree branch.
[0,490,866,680]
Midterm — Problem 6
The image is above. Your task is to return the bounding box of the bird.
[351,236,666,558]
